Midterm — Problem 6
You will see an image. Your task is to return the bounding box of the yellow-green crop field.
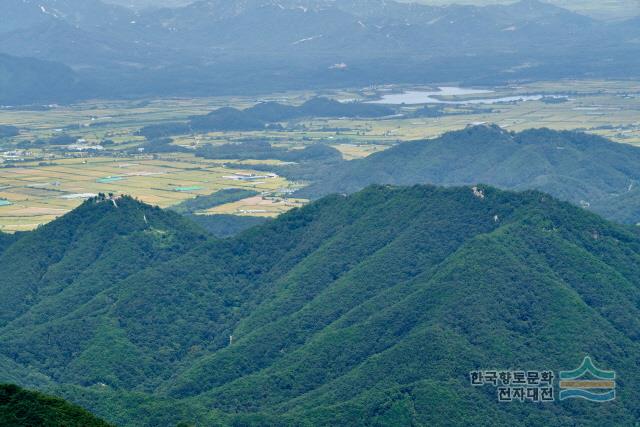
[0,154,295,231]
[202,196,307,217]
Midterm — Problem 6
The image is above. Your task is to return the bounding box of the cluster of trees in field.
[136,123,191,140]
[14,134,80,148]
[1,185,640,425]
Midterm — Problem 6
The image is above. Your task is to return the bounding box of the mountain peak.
[0,193,205,326]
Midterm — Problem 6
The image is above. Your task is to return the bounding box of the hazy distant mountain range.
[102,0,640,20]
[1,0,639,104]
[408,0,640,20]
[104,0,194,8]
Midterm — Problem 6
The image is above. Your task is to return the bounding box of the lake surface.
[369,87,549,105]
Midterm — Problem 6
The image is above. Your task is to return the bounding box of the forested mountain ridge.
[1,185,640,425]
[299,126,640,225]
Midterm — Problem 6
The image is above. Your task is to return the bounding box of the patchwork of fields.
[1,79,639,231]
[0,155,293,231]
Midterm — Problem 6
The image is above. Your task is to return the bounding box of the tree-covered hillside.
[0,194,206,327]
[187,98,394,133]
[1,186,640,425]
[0,384,111,426]
[299,125,640,225]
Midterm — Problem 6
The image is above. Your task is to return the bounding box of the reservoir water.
[369,87,551,105]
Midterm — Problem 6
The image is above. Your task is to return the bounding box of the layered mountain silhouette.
[1,0,639,102]
[0,186,639,425]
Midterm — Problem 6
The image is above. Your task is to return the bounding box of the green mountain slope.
[299,126,640,225]
[1,186,640,425]
[0,384,111,426]
[0,195,206,391]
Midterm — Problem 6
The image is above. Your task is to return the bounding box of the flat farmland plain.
[1,79,639,231]
[0,155,293,231]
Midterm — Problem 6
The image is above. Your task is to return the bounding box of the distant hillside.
[0,54,85,105]
[103,0,193,9]
[406,0,640,20]
[195,140,343,163]
[1,185,640,425]
[190,107,266,132]
[246,98,395,121]
[0,384,111,426]
[188,98,394,132]
[299,126,640,224]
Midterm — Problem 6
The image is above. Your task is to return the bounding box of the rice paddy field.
[1,79,639,231]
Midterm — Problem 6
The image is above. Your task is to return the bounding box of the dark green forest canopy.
[1,186,640,426]
[298,125,640,224]
[0,384,111,426]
